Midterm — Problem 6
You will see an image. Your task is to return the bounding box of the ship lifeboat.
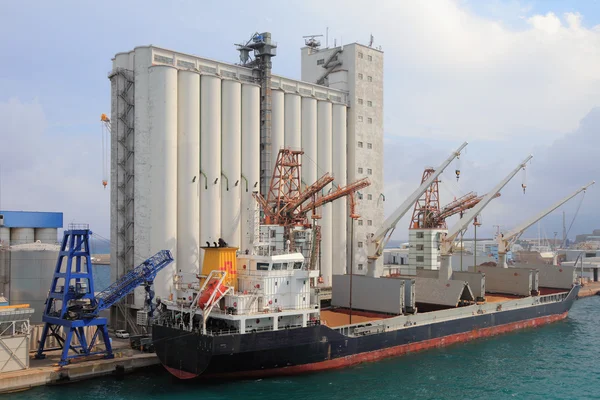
[197,278,228,310]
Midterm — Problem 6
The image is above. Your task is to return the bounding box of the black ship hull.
[153,286,579,379]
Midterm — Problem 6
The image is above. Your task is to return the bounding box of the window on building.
[367,220,372,226]
[367,168,372,175]
[367,76,373,82]
[367,194,373,200]
[358,141,363,148]
[416,256,424,262]
[358,167,363,174]
[417,244,424,251]
[368,55,373,61]
[358,73,363,80]
[317,58,325,65]
[358,264,364,271]
[416,232,424,239]
[358,220,363,226]
[367,143,372,149]
[272,263,282,270]
[358,98,363,105]
[358,52,363,59]
[367,100,372,107]
[358,242,363,248]
[358,193,363,200]
[358,115,363,122]
[367,117,373,124]
[270,229,276,238]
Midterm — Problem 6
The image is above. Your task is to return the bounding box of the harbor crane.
[439,155,533,280]
[496,181,595,268]
[35,225,174,366]
[366,142,468,276]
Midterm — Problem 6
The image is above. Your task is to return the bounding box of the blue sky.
[1,0,600,243]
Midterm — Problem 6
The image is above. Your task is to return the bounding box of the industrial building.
[109,32,384,327]
[0,211,63,322]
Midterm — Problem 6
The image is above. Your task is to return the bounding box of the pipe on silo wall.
[240,84,260,254]
[148,65,178,301]
[301,97,318,189]
[221,80,242,248]
[200,75,222,251]
[34,228,57,244]
[284,93,301,150]
[177,70,201,280]
[10,228,35,245]
[0,228,10,246]
[317,101,333,286]
[271,90,285,171]
[332,104,348,275]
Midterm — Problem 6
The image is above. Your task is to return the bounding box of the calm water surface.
[7,296,600,400]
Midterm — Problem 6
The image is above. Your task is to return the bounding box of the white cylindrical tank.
[200,75,222,251]
[148,65,178,301]
[177,70,201,279]
[240,83,260,254]
[10,228,35,245]
[332,104,348,275]
[133,46,152,270]
[0,228,10,246]
[34,228,57,244]
[301,97,318,189]
[221,79,242,248]
[271,89,285,169]
[284,93,301,150]
[317,101,333,286]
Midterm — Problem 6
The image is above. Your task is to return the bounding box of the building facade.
[301,43,385,274]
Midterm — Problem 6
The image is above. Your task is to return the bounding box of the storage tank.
[0,228,10,246]
[221,79,242,248]
[271,89,285,169]
[132,46,153,266]
[177,70,201,277]
[10,228,34,245]
[200,74,222,252]
[301,97,318,188]
[240,83,260,253]
[317,101,333,286]
[284,93,301,150]
[332,104,348,275]
[34,228,57,244]
[148,65,178,301]
[0,247,9,299]
[8,243,61,323]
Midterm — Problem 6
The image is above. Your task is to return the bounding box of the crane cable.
[560,191,586,248]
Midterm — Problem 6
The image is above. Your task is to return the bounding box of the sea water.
[6,296,600,400]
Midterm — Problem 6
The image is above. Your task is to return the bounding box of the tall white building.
[301,43,385,275]
[109,36,384,329]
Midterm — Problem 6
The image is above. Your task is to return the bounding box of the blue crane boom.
[95,250,174,312]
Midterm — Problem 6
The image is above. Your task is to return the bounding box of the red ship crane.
[409,168,501,230]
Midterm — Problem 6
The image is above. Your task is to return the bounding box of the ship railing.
[538,291,568,304]
[212,303,318,316]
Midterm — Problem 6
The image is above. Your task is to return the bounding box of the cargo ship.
[153,240,579,380]
[152,147,590,380]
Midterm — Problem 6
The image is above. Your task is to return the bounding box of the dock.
[0,338,159,394]
[576,281,600,298]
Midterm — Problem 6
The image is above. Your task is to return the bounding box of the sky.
[1,0,599,243]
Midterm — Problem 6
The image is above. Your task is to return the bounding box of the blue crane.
[35,225,174,366]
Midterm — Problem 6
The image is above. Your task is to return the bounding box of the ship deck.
[320,309,394,328]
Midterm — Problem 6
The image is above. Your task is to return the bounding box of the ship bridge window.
[281,263,289,270]
[293,262,303,270]
[257,263,270,271]
[273,263,282,270]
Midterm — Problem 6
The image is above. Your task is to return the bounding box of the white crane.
[366,142,468,276]
[496,180,594,268]
[439,154,533,280]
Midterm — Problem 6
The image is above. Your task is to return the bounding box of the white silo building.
[109,33,384,329]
